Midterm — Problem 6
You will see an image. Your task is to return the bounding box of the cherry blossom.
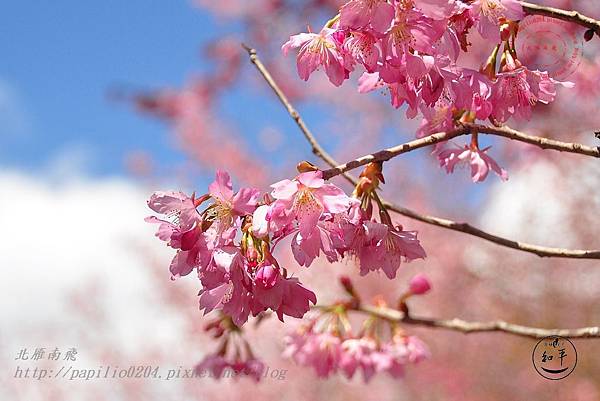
[283,278,430,382]
[284,329,342,378]
[471,0,524,42]
[437,143,508,182]
[270,170,351,237]
[206,170,260,232]
[136,0,598,391]
[491,51,573,122]
[340,0,394,33]
[282,29,347,86]
[280,0,569,179]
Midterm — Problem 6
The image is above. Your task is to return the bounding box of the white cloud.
[465,158,600,301]
[0,170,188,355]
[478,160,570,246]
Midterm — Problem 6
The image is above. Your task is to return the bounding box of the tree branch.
[468,123,600,157]
[321,123,599,180]
[242,45,600,260]
[520,1,600,36]
[354,304,600,339]
[382,202,600,259]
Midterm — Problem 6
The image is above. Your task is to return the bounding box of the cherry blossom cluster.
[194,314,266,382]
[146,165,427,380]
[146,166,425,328]
[284,275,431,381]
[283,0,573,182]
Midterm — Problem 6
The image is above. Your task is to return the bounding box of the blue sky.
[0,1,492,210]
[0,1,241,176]
[0,1,346,182]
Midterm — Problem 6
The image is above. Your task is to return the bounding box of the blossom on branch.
[437,142,508,182]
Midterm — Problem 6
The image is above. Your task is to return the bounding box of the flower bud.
[246,247,260,269]
[255,265,280,289]
[297,160,319,173]
[408,274,431,295]
[584,29,595,42]
[339,275,359,302]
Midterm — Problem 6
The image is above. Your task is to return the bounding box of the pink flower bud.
[246,247,260,269]
[255,265,280,289]
[408,274,431,295]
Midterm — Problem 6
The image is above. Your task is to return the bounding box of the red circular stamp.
[516,15,583,80]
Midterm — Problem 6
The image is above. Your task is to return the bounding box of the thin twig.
[520,1,600,36]
[354,304,600,339]
[242,44,356,185]
[242,45,600,260]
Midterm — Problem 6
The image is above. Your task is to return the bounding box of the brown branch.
[321,123,599,180]
[520,1,600,36]
[468,123,600,157]
[383,202,600,259]
[354,304,600,339]
[321,127,467,180]
[242,46,600,260]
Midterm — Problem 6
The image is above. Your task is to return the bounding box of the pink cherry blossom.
[284,330,342,378]
[146,191,212,278]
[414,0,466,20]
[357,71,385,93]
[145,191,200,251]
[404,335,430,363]
[449,8,476,51]
[168,243,211,279]
[437,143,508,182]
[270,170,351,237]
[285,318,430,381]
[471,0,524,42]
[357,221,426,279]
[282,28,347,86]
[381,8,446,71]
[342,31,380,73]
[146,191,199,231]
[340,337,379,382]
[198,244,317,325]
[280,0,568,132]
[194,354,229,378]
[228,358,266,382]
[291,220,341,267]
[198,247,254,326]
[491,68,538,122]
[417,101,455,139]
[381,335,430,378]
[253,276,317,321]
[386,75,420,117]
[195,354,265,382]
[491,54,574,122]
[339,0,394,33]
[207,170,260,231]
[453,69,494,120]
